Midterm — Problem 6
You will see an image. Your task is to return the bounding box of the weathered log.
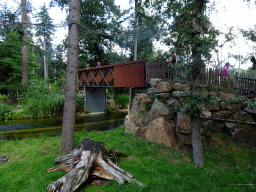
[0,155,8,163]
[46,138,143,192]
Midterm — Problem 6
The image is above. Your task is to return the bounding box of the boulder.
[243,106,256,114]
[201,120,223,133]
[155,81,173,93]
[225,111,256,145]
[204,101,219,111]
[149,78,162,87]
[124,115,141,136]
[172,91,186,98]
[200,108,211,119]
[142,117,177,147]
[220,101,240,112]
[173,83,190,91]
[208,91,220,97]
[130,93,152,115]
[234,110,254,122]
[166,98,178,107]
[219,92,236,100]
[212,110,232,119]
[155,92,171,98]
[148,99,171,120]
[147,87,156,95]
[176,113,191,134]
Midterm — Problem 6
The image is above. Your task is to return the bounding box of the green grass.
[0,126,256,192]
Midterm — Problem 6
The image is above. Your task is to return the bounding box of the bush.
[0,93,8,103]
[114,94,129,109]
[0,102,13,120]
[22,79,64,118]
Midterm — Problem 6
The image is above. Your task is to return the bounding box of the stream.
[0,111,128,139]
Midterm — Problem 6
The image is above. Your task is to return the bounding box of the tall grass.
[0,126,255,192]
[22,79,64,118]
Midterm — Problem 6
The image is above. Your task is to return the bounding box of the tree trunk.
[43,35,48,79]
[21,0,28,84]
[190,0,206,167]
[134,0,138,61]
[47,138,143,192]
[60,0,80,153]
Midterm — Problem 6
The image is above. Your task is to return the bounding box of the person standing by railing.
[96,62,101,67]
[219,62,230,88]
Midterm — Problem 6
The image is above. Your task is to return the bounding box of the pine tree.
[35,3,55,79]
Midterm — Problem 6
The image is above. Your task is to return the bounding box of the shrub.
[0,102,13,120]
[114,94,129,109]
[22,79,64,118]
[0,93,8,103]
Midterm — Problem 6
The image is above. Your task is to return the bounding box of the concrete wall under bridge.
[85,87,106,113]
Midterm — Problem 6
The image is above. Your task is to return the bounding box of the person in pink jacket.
[219,62,230,87]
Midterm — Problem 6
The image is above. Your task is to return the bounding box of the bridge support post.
[86,87,106,113]
[129,88,135,115]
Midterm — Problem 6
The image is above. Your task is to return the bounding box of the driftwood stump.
[46,138,143,192]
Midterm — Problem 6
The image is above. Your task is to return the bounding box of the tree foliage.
[35,3,56,78]
[52,0,127,67]
[0,29,39,94]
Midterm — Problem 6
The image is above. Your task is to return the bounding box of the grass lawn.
[0,125,256,192]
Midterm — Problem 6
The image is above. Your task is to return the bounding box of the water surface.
[0,111,127,139]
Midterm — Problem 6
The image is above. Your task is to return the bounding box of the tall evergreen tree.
[35,3,55,79]
[22,0,28,84]
[0,3,19,40]
[60,0,80,153]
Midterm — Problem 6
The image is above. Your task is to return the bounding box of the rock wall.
[125,78,256,147]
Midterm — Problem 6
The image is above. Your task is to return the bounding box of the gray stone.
[124,115,141,136]
[173,83,190,91]
[149,78,162,87]
[147,87,156,95]
[204,101,219,111]
[212,110,232,119]
[220,101,240,112]
[172,91,185,98]
[155,81,173,93]
[130,93,152,115]
[166,98,178,107]
[219,92,236,100]
[243,106,256,114]
[200,108,212,119]
[155,92,171,98]
[176,113,191,134]
[148,99,171,120]
[142,117,177,147]
[225,111,256,145]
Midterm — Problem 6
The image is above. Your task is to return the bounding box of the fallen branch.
[46,138,143,192]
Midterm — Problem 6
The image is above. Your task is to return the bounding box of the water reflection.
[0,111,127,139]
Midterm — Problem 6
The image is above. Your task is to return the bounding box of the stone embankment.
[125,78,256,147]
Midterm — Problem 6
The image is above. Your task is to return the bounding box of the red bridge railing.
[78,60,147,87]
